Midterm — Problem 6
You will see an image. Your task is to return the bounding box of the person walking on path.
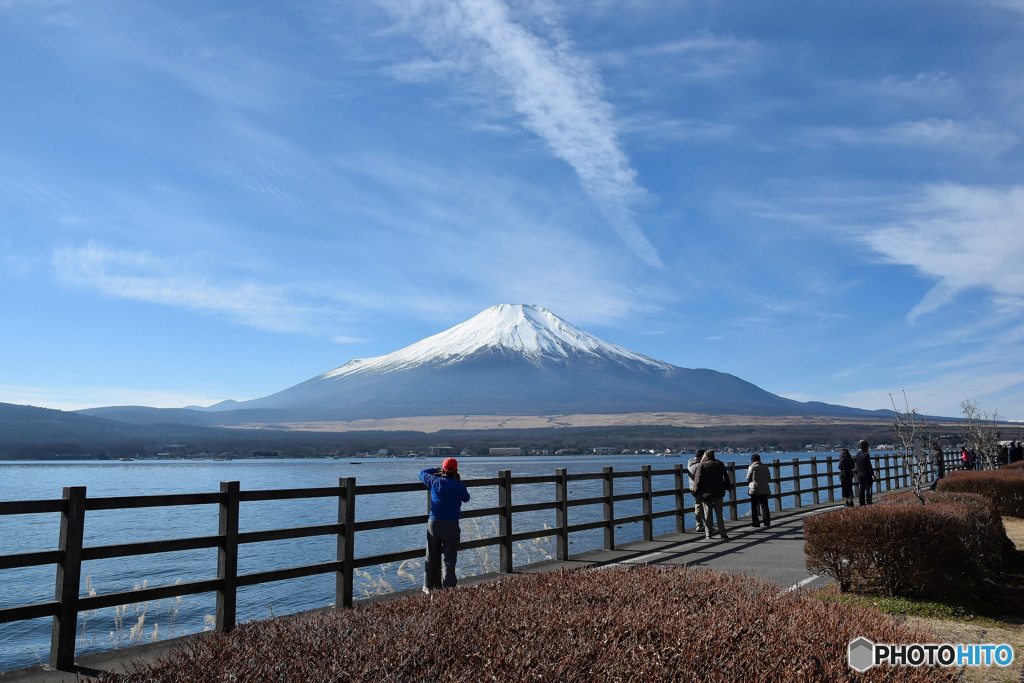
[837,448,855,507]
[694,450,733,540]
[419,457,471,593]
[687,448,707,533]
[745,454,771,528]
[928,443,945,490]
[854,441,875,506]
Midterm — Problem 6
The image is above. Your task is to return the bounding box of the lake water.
[0,452,845,671]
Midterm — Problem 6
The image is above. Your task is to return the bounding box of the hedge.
[99,566,955,682]
[804,491,1010,597]
[936,468,1024,517]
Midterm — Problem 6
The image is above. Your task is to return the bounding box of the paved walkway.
[0,498,848,681]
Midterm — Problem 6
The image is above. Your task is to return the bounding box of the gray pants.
[424,519,461,590]
[692,493,706,530]
[701,496,727,538]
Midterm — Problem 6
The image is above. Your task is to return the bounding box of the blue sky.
[2,0,1022,421]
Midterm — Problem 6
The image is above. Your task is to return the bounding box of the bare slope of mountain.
[96,303,874,426]
[0,402,227,444]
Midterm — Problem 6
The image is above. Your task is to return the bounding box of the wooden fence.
[0,450,951,671]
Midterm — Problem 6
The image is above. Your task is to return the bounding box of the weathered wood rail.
[0,451,953,670]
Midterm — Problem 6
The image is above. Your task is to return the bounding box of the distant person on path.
[854,441,875,506]
[687,448,707,533]
[928,443,945,490]
[998,444,1010,466]
[961,447,971,470]
[745,453,771,528]
[837,448,855,507]
[1011,441,1023,464]
[419,457,471,593]
[694,450,733,540]
[968,448,977,470]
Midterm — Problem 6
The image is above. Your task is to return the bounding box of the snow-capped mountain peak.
[322,304,672,380]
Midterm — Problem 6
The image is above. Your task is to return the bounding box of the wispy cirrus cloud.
[862,184,1024,322]
[601,32,763,82]
[796,119,1017,156]
[328,152,667,326]
[376,0,663,267]
[51,242,341,335]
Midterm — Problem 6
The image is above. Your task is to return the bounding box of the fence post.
[498,470,513,573]
[792,458,802,508]
[216,481,240,634]
[873,455,882,493]
[602,467,615,550]
[825,456,835,503]
[337,477,356,608]
[641,465,653,541]
[50,486,86,670]
[772,460,782,511]
[811,459,820,505]
[673,464,686,533]
[555,468,569,561]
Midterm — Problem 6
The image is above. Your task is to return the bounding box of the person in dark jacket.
[419,457,471,593]
[687,448,707,533]
[928,443,945,490]
[854,441,875,506]
[693,450,732,540]
[837,448,855,507]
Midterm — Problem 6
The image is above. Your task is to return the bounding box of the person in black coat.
[693,450,733,540]
[854,441,875,506]
[837,448,855,507]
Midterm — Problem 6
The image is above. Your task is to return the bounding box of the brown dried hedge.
[936,468,1024,517]
[1004,461,1024,471]
[804,491,1010,597]
[99,566,953,682]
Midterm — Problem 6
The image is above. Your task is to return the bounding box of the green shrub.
[936,469,1024,517]
[102,566,954,682]
[804,492,1010,597]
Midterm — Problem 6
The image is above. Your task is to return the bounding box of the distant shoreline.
[223,411,909,434]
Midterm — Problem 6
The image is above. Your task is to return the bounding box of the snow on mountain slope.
[321,304,673,380]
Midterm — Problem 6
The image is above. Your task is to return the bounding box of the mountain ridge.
[78,304,880,426]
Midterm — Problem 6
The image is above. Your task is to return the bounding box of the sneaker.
[720,535,730,540]
[695,526,706,533]
[421,586,430,596]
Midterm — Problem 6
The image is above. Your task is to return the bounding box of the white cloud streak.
[862,184,1024,322]
[51,242,337,334]
[797,119,1017,156]
[377,0,663,267]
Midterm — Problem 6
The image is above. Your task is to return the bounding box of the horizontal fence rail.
[0,450,960,671]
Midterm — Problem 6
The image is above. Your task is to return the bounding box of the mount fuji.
[81,303,871,426]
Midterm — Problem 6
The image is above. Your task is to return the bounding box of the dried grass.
[100,566,953,682]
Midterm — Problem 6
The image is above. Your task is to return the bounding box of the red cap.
[441,457,458,473]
